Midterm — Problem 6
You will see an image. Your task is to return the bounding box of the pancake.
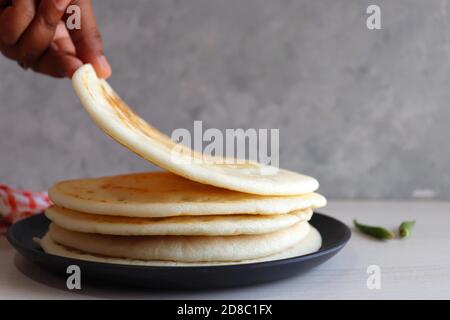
[47,221,311,262]
[45,205,313,236]
[38,225,322,266]
[49,171,326,218]
[72,64,319,196]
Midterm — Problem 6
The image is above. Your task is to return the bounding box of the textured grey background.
[0,0,449,200]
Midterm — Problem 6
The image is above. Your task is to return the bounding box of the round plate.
[7,213,350,290]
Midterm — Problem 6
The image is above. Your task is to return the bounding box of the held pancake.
[72,64,319,196]
[49,172,326,218]
[38,225,322,266]
[47,222,311,262]
[45,206,313,236]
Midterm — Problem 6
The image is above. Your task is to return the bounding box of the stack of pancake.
[40,172,326,265]
[38,65,327,266]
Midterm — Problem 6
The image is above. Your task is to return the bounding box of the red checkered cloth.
[0,184,51,234]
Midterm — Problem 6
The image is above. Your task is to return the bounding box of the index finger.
[65,0,111,78]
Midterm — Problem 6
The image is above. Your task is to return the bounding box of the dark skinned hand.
[0,0,111,78]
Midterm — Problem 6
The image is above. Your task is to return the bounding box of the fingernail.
[54,0,72,11]
[94,55,112,79]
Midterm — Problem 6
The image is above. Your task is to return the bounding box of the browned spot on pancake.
[64,192,83,199]
[100,84,175,149]
[100,182,116,190]
[98,84,209,162]
[82,73,267,170]
[98,85,260,167]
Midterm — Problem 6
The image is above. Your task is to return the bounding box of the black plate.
[7,213,350,290]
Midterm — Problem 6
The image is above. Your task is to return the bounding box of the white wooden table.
[1,201,449,299]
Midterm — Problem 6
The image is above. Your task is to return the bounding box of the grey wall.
[1,0,449,200]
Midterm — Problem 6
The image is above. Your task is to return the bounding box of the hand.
[0,0,111,78]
